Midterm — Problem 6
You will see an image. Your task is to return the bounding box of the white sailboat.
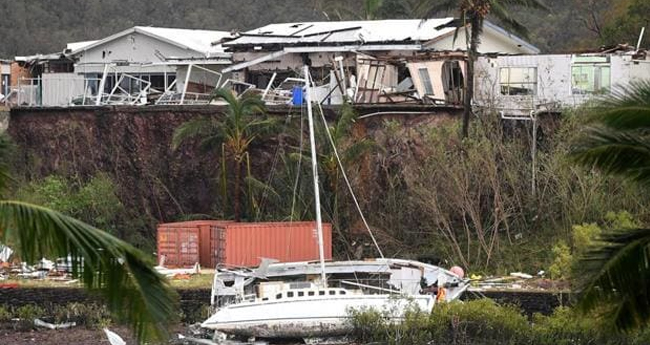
[202,66,468,340]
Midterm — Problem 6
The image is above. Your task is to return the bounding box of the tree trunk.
[233,159,241,221]
[462,18,482,138]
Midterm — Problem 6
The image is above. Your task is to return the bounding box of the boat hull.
[202,294,434,338]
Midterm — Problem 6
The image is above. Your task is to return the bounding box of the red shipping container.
[215,222,332,268]
[157,220,230,268]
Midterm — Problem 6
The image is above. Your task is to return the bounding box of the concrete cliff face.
[7,105,459,230]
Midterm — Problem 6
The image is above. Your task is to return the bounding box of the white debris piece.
[34,318,76,329]
[104,328,127,345]
[510,272,533,279]
[0,245,13,262]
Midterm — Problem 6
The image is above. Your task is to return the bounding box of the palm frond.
[244,175,280,200]
[489,1,530,38]
[0,134,14,194]
[0,201,177,344]
[171,117,219,150]
[414,0,457,18]
[570,126,650,186]
[500,0,549,12]
[587,81,650,130]
[576,227,650,330]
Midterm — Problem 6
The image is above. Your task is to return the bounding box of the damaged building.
[221,18,538,105]
[474,45,650,117]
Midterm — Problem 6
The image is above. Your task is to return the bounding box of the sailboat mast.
[303,65,328,288]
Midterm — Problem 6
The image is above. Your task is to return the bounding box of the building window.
[500,67,537,96]
[298,291,304,297]
[418,68,434,95]
[287,291,294,298]
[318,291,325,296]
[329,290,336,295]
[276,293,282,299]
[572,64,610,94]
[308,291,315,296]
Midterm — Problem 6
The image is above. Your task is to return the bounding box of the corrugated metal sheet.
[157,226,200,268]
[225,19,456,47]
[157,220,231,268]
[217,222,332,267]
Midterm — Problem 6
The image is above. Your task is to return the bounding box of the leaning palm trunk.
[463,17,482,138]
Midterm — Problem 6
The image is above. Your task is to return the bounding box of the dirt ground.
[0,326,138,344]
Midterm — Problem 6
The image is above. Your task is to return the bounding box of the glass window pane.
[418,68,434,95]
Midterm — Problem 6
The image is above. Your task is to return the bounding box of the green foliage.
[349,300,650,345]
[0,201,177,344]
[15,173,124,236]
[172,88,274,221]
[0,305,10,322]
[51,303,112,327]
[548,241,572,280]
[601,0,650,47]
[15,304,44,321]
[570,80,650,331]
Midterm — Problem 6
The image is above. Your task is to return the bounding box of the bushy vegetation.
[349,299,650,345]
[10,173,154,251]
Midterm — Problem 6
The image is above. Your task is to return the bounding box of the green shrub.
[0,305,11,322]
[548,241,572,280]
[349,300,650,345]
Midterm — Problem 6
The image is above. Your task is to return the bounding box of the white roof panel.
[226,19,457,47]
[68,26,234,58]
[135,26,232,55]
[66,40,99,52]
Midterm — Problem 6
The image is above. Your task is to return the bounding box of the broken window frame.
[418,68,434,96]
[571,63,611,95]
[499,67,537,96]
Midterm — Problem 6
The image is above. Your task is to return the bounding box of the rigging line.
[290,100,305,222]
[308,72,384,259]
[256,104,294,219]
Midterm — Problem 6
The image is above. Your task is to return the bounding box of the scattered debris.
[34,318,77,330]
[155,262,201,278]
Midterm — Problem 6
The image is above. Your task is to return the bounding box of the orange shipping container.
[157,221,332,268]
[215,222,332,268]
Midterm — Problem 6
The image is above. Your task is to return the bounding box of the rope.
[308,72,384,259]
[255,104,294,219]
[290,103,305,222]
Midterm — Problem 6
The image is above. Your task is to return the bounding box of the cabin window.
[571,64,611,94]
[308,291,315,296]
[319,291,325,296]
[418,68,434,95]
[339,291,346,295]
[329,290,336,295]
[499,67,537,96]
[298,291,304,297]
[287,292,294,298]
[276,293,282,299]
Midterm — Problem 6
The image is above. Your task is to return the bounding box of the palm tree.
[416,0,547,138]
[0,134,176,344]
[570,80,650,331]
[172,88,273,221]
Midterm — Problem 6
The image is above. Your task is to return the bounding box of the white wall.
[42,73,87,106]
[74,32,199,73]
[474,53,650,115]
[427,28,533,55]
